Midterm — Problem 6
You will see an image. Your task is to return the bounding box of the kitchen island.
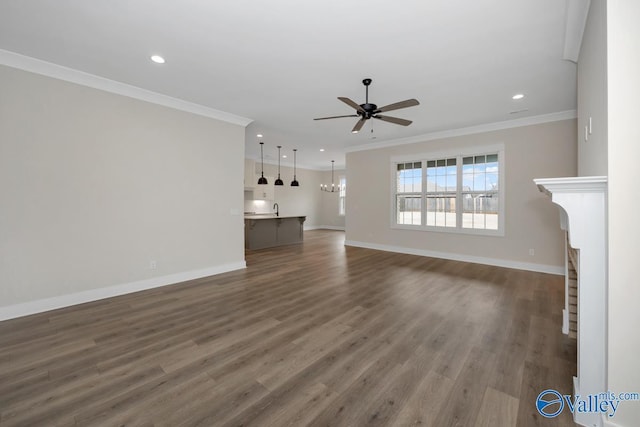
[244,215,306,250]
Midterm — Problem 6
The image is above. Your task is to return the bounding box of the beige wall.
[247,162,322,226]
[0,65,246,312]
[346,119,576,271]
[318,168,346,229]
[578,0,608,176]
[245,162,345,229]
[606,1,640,425]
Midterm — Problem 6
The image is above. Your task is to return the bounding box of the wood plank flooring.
[0,230,576,426]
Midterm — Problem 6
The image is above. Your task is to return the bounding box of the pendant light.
[321,160,338,192]
[291,149,300,186]
[274,145,284,185]
[257,142,268,185]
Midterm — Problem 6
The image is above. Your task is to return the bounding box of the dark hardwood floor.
[0,230,576,426]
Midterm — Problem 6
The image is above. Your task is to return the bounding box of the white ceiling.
[0,0,577,170]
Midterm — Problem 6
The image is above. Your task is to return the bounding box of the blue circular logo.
[536,389,564,418]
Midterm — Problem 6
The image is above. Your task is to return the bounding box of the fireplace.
[534,176,607,427]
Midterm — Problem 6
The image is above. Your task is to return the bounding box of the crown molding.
[249,157,345,171]
[345,110,577,153]
[563,0,591,62]
[0,49,253,127]
[534,176,607,197]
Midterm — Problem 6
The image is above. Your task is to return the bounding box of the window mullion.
[456,155,462,229]
[393,149,502,234]
[422,161,426,226]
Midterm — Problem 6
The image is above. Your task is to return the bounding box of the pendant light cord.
[331,160,335,186]
[291,149,299,186]
[258,142,268,185]
[320,160,337,192]
[275,145,284,186]
[277,146,281,178]
[260,142,264,177]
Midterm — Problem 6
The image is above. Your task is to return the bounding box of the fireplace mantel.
[534,176,607,427]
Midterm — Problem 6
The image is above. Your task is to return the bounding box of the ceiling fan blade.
[313,114,359,120]
[352,118,367,133]
[338,97,365,113]
[374,115,412,126]
[376,99,420,113]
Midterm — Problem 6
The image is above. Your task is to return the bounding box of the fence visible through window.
[393,149,502,233]
[396,162,422,225]
[461,154,499,230]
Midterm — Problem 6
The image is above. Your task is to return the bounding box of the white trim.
[346,110,577,153]
[390,143,505,163]
[563,230,570,335]
[344,240,564,275]
[602,417,624,427]
[391,146,505,236]
[389,224,503,237]
[0,49,253,127]
[0,262,246,321]
[248,157,339,172]
[305,225,345,231]
[338,175,347,217]
[537,176,608,427]
[562,308,570,334]
[563,0,591,62]
[534,176,607,195]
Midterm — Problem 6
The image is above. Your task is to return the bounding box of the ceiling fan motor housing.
[359,103,378,119]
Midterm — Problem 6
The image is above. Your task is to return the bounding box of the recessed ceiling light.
[319,148,325,152]
[282,155,287,158]
[150,55,165,64]
[352,130,359,134]
[512,93,525,100]
[256,134,263,138]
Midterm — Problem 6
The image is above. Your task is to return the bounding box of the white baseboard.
[304,225,345,231]
[0,261,246,321]
[602,418,624,427]
[344,240,564,275]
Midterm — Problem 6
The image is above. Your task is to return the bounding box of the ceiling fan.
[314,78,419,133]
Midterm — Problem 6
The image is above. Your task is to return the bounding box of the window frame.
[394,161,424,227]
[390,144,505,237]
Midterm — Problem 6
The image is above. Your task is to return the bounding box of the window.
[396,162,422,225]
[392,147,503,235]
[461,154,499,230]
[339,176,346,216]
[426,158,457,228]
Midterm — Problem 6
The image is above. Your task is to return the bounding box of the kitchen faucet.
[273,203,279,216]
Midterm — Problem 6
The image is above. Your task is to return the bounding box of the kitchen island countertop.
[244,214,305,220]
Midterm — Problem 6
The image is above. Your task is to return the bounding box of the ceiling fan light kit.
[314,78,419,133]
